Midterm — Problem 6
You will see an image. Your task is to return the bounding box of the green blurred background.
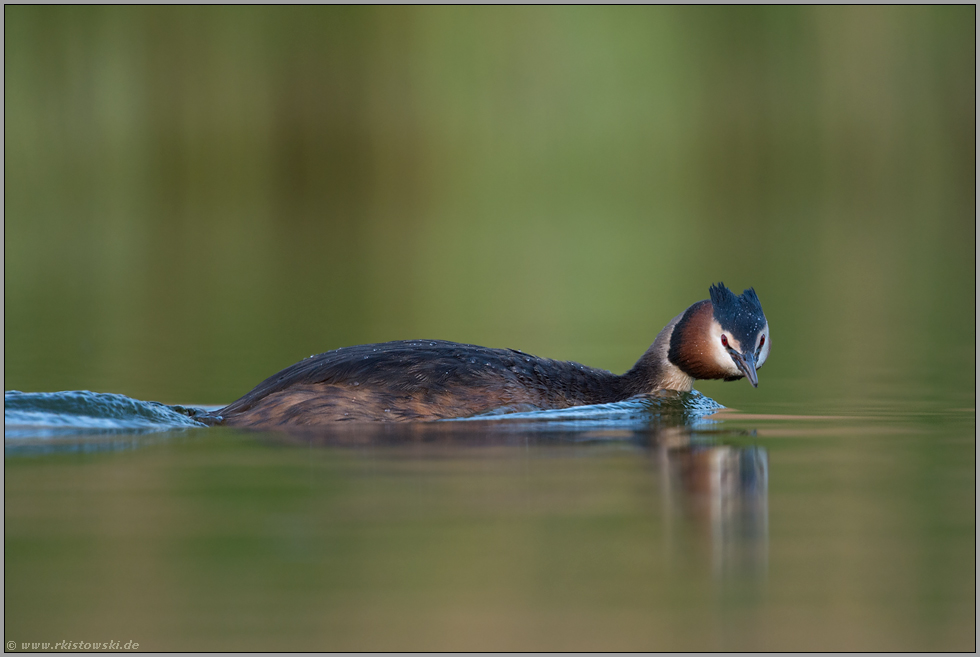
[4,8,976,652]
[4,5,975,409]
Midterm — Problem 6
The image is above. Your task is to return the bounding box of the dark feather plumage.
[211,340,637,427]
[709,282,767,345]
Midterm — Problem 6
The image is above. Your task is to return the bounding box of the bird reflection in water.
[654,429,768,579]
[258,417,768,580]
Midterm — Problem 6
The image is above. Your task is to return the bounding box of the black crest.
[708,283,766,341]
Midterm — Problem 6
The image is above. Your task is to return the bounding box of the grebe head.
[668,283,770,387]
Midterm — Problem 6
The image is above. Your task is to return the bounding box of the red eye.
[721,334,729,347]
[760,335,765,347]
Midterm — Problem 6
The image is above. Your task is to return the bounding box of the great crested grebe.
[208,283,769,428]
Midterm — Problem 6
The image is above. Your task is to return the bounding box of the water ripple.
[454,390,723,430]
[4,390,207,439]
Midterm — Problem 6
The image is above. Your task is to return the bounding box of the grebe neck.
[620,308,696,395]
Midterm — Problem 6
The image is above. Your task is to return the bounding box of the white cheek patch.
[757,325,770,367]
[708,320,743,376]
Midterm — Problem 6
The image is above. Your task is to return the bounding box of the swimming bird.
[209,283,769,427]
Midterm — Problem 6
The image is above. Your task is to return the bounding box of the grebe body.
[212,283,769,428]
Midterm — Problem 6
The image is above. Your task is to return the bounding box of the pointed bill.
[731,351,759,387]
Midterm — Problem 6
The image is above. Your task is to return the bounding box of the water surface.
[4,386,973,651]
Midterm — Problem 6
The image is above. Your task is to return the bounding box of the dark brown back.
[214,340,629,426]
